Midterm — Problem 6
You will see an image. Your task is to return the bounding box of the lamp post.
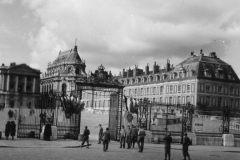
[165,103,169,134]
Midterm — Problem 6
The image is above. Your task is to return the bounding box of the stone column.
[6,74,10,91]
[15,75,19,92]
[32,77,36,93]
[222,134,234,147]
[24,77,27,92]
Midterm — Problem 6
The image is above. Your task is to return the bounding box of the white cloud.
[21,0,240,75]
[0,0,15,4]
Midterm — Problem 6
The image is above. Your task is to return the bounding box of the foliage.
[60,95,85,119]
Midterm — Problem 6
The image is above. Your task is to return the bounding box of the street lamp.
[165,103,169,134]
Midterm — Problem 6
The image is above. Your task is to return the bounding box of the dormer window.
[179,72,182,78]
[204,69,212,77]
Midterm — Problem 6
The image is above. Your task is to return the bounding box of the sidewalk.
[0,138,239,153]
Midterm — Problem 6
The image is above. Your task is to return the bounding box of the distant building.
[118,50,240,110]
[0,62,41,108]
[40,45,87,96]
[82,50,240,115]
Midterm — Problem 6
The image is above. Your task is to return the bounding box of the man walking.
[98,124,103,144]
[119,125,126,148]
[126,125,132,149]
[131,125,138,148]
[81,126,90,148]
[137,126,146,152]
[163,133,172,160]
[102,127,111,151]
[182,133,191,160]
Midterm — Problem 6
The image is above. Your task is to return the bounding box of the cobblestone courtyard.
[0,139,240,160]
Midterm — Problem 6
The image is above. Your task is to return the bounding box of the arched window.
[62,83,67,96]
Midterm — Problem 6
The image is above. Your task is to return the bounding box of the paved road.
[0,139,240,160]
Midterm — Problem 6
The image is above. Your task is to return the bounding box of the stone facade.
[0,62,40,109]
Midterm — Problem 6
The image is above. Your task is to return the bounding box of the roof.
[52,46,82,65]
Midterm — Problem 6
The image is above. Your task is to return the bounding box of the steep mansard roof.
[52,46,82,65]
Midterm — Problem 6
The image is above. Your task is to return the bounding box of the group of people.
[163,132,191,160]
[119,125,146,152]
[4,121,16,140]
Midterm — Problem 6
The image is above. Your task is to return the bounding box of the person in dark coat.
[182,133,191,160]
[98,124,103,144]
[5,121,11,140]
[137,126,146,152]
[119,125,126,148]
[81,126,90,148]
[10,121,16,140]
[126,125,132,149]
[102,127,111,151]
[131,125,138,148]
[163,133,172,160]
[44,120,52,141]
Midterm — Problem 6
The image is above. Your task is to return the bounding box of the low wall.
[197,137,223,146]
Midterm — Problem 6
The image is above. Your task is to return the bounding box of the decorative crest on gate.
[76,65,121,85]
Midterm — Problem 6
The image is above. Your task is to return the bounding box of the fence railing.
[57,126,79,139]
[17,124,40,138]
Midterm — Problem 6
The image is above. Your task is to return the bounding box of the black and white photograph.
[0,0,240,160]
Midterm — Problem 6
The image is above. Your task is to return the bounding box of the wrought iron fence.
[57,126,79,139]
[17,124,40,138]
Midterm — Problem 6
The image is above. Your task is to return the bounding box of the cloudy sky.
[1,0,240,76]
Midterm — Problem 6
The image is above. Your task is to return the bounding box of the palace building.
[40,45,87,96]
[0,63,41,109]
[81,50,240,115]
[118,50,240,110]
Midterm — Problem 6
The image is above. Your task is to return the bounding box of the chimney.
[2,63,4,66]
[166,59,171,72]
[200,49,204,56]
[145,64,149,75]
[153,62,159,74]
[127,68,131,77]
[190,52,195,57]
[74,45,78,52]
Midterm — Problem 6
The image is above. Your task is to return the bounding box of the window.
[224,86,228,95]
[236,88,239,96]
[141,88,143,96]
[169,97,172,105]
[218,86,223,93]
[236,100,239,108]
[200,84,204,92]
[200,97,204,105]
[129,89,131,96]
[230,87,234,95]
[230,99,234,108]
[178,85,181,93]
[186,96,190,104]
[147,88,149,95]
[206,96,210,106]
[213,85,216,94]
[153,87,156,95]
[27,76,31,82]
[10,101,14,108]
[174,85,177,93]
[182,96,186,104]
[191,83,195,92]
[160,97,163,104]
[160,86,163,94]
[182,84,186,93]
[206,85,211,93]
[62,83,67,96]
[179,72,182,78]
[135,89,137,95]
[218,97,222,107]
[225,99,228,106]
[191,96,194,104]
[187,84,190,93]
[177,96,181,104]
[165,97,168,104]
[170,85,173,94]
[20,101,23,106]
[212,98,216,106]
[166,85,169,94]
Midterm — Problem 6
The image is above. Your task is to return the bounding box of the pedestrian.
[126,125,132,149]
[102,127,111,151]
[119,125,126,148]
[81,126,90,148]
[137,126,146,152]
[5,121,11,140]
[98,124,103,144]
[10,121,16,140]
[182,133,191,160]
[163,133,172,160]
[131,125,138,148]
[44,119,52,141]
